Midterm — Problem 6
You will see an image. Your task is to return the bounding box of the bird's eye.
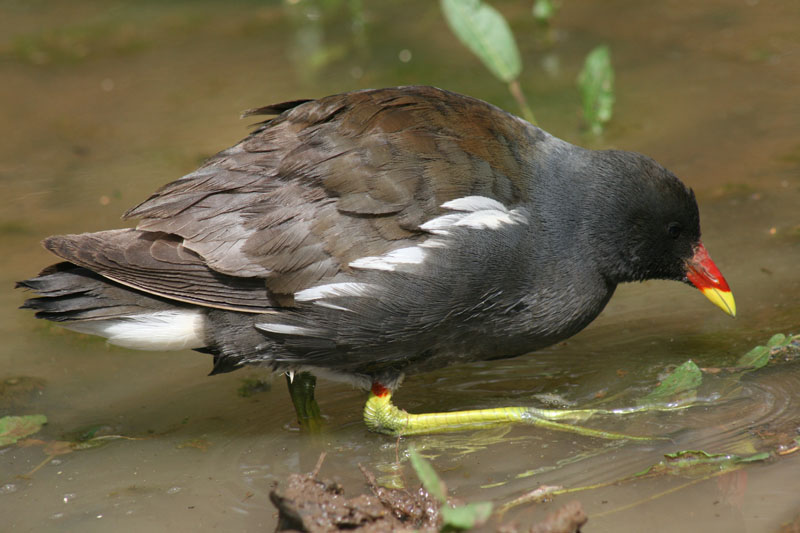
[667,222,682,239]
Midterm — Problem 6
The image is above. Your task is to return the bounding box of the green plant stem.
[508,80,537,125]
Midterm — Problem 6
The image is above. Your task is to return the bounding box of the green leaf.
[441,0,522,83]
[408,447,447,503]
[577,45,615,134]
[734,333,800,370]
[532,0,556,23]
[637,449,770,477]
[0,414,48,446]
[441,501,494,530]
[736,451,772,463]
[642,360,702,404]
[766,333,787,348]
[736,345,770,369]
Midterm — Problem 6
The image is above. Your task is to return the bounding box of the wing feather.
[43,230,275,312]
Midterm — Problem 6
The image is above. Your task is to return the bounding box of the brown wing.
[56,86,540,309]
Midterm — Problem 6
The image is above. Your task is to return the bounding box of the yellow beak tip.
[701,288,736,317]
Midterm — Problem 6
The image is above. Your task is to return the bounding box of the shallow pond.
[1,1,799,531]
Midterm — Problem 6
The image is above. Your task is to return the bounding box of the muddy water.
[1,1,799,531]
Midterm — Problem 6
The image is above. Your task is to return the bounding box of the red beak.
[685,242,736,316]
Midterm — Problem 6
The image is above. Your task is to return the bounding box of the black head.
[585,150,701,284]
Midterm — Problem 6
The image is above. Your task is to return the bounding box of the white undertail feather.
[64,310,206,351]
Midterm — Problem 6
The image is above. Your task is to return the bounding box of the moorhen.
[18,86,735,436]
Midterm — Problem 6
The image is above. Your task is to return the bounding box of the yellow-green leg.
[363,384,659,440]
[286,371,324,433]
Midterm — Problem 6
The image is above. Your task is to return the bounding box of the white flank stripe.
[312,301,352,312]
[441,196,508,212]
[420,196,528,235]
[419,238,447,248]
[349,246,426,271]
[66,310,206,351]
[419,214,464,235]
[294,282,375,302]
[454,210,515,230]
[255,323,324,336]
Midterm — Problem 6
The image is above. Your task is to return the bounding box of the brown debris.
[500,501,588,533]
[271,454,589,533]
[270,453,439,532]
[531,501,588,533]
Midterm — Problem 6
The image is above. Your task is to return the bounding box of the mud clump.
[270,453,440,532]
[270,453,588,533]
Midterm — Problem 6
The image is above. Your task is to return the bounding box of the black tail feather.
[17,262,188,322]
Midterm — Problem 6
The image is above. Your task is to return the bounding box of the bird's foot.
[363,384,665,440]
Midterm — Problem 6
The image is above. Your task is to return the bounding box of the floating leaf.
[777,334,800,359]
[766,333,787,348]
[0,414,48,446]
[441,0,522,83]
[736,345,770,369]
[637,449,770,478]
[642,360,702,404]
[577,45,615,134]
[408,447,447,503]
[43,440,74,456]
[734,333,799,370]
[441,501,493,530]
